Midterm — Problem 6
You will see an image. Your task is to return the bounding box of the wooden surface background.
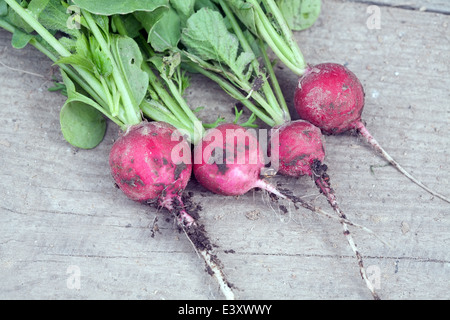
[0,0,449,300]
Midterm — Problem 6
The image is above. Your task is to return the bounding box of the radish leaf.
[60,100,106,149]
[181,8,254,80]
[59,69,107,149]
[113,36,149,107]
[147,8,180,52]
[71,0,169,16]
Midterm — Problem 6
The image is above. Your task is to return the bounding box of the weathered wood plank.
[348,0,450,14]
[0,0,449,300]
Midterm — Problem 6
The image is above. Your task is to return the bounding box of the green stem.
[0,18,15,33]
[258,39,290,121]
[83,10,141,126]
[246,0,306,75]
[219,0,284,125]
[161,73,205,144]
[254,14,303,75]
[186,62,276,127]
[262,0,305,69]
[140,100,190,133]
[183,50,283,125]
[113,15,202,143]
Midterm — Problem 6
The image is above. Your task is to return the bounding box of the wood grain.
[0,0,449,299]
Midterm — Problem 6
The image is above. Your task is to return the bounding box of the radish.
[193,123,381,299]
[1,1,235,299]
[193,123,281,197]
[192,123,341,214]
[109,122,194,224]
[109,121,235,299]
[269,119,380,299]
[294,63,450,203]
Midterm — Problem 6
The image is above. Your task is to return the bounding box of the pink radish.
[109,122,194,225]
[109,121,235,299]
[295,63,449,203]
[270,119,380,300]
[193,123,282,197]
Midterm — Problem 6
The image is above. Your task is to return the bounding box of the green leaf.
[56,54,96,71]
[227,0,259,34]
[170,0,195,26]
[11,28,33,48]
[194,0,219,11]
[278,0,321,31]
[113,14,142,39]
[133,6,169,38]
[92,45,113,77]
[36,0,80,38]
[72,0,169,16]
[148,8,180,52]
[27,0,50,18]
[59,69,107,149]
[6,4,35,33]
[181,8,255,78]
[60,100,106,149]
[113,36,149,107]
[0,1,7,17]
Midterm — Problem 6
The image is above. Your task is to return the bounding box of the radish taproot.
[294,63,450,203]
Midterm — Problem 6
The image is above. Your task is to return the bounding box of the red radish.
[270,119,380,300]
[193,123,288,197]
[109,122,195,226]
[109,121,235,299]
[295,63,449,203]
[270,120,325,177]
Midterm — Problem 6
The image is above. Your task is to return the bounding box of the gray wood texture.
[0,0,449,300]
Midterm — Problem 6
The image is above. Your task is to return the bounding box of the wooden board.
[0,0,449,300]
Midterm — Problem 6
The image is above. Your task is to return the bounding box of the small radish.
[270,119,380,300]
[109,122,194,225]
[109,121,235,299]
[193,123,282,197]
[294,63,449,203]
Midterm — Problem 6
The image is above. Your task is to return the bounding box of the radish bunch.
[4,0,444,301]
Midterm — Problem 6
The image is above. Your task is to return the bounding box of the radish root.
[312,160,380,300]
[355,121,450,204]
[169,196,236,300]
